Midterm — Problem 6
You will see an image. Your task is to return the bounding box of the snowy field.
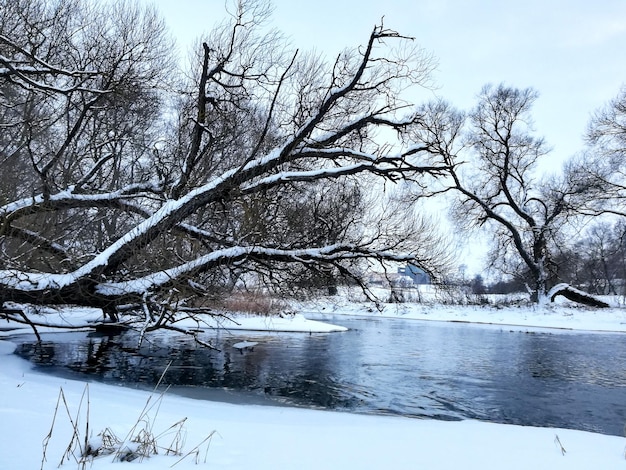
[1,294,626,469]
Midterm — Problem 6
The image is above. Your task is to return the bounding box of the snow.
[95,247,250,296]
[1,297,626,469]
[232,340,259,349]
[0,182,159,219]
[0,148,287,294]
[0,304,104,336]
[0,308,347,336]
[173,312,348,333]
[241,162,374,192]
[96,244,412,296]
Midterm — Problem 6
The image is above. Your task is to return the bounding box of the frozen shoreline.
[4,291,626,337]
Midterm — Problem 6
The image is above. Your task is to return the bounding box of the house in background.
[366,264,431,288]
[397,264,430,285]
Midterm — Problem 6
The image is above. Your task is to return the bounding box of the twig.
[170,431,217,467]
[59,384,90,466]
[554,434,566,456]
[154,360,173,392]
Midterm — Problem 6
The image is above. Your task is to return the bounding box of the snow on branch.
[95,244,418,297]
[0,182,165,221]
[0,50,104,95]
[547,283,610,308]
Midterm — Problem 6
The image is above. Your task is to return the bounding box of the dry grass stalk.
[554,434,567,456]
[41,365,216,468]
[223,292,286,316]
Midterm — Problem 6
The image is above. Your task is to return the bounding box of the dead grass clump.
[223,292,287,316]
[42,378,215,469]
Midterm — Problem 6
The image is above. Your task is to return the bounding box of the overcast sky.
[155,0,626,170]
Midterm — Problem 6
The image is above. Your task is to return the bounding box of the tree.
[557,220,626,296]
[0,0,173,272]
[577,86,626,217]
[0,0,451,339]
[409,84,609,306]
[470,274,486,295]
[587,86,626,161]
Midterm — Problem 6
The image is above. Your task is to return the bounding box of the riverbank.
[0,340,624,470]
[296,290,626,333]
[0,307,348,337]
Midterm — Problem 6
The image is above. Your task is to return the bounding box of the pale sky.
[153,0,626,169]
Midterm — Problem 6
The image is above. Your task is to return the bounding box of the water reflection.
[12,317,626,436]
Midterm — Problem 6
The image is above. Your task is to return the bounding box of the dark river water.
[12,315,626,436]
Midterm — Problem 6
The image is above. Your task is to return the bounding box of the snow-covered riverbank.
[297,290,626,333]
[1,298,626,469]
[4,292,626,338]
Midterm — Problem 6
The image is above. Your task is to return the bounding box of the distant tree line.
[466,218,626,298]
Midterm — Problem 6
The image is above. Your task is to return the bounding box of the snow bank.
[4,290,626,339]
[1,296,626,469]
[174,312,347,333]
[0,308,347,336]
[0,305,104,337]
[0,339,624,470]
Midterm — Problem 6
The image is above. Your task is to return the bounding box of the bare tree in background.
[587,86,626,160]
[575,86,626,217]
[0,0,452,338]
[409,84,609,306]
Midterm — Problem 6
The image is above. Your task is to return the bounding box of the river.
[12,315,626,436]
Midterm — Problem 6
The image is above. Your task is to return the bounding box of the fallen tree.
[0,0,451,338]
[548,284,610,308]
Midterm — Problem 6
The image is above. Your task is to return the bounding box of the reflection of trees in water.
[23,341,56,365]
[15,332,349,409]
[16,335,148,380]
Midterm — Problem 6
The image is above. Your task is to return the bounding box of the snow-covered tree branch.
[0,0,451,332]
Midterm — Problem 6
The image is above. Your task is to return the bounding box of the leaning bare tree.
[0,0,451,338]
[409,84,609,306]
